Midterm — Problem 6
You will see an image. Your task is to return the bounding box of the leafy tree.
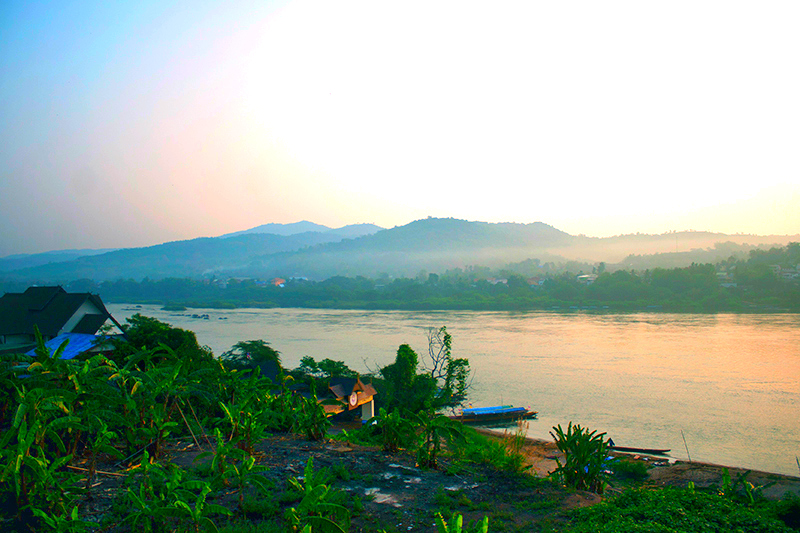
[219,340,281,370]
[114,314,211,366]
[380,344,436,413]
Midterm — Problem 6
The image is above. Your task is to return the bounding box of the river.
[107,304,800,477]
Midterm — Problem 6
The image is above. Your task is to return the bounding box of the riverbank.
[474,428,800,500]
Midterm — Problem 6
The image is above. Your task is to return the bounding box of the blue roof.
[24,333,107,360]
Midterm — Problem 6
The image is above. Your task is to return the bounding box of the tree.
[423,326,470,409]
[113,313,211,365]
[220,340,281,370]
[380,344,436,413]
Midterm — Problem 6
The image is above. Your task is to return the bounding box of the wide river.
[108,305,800,477]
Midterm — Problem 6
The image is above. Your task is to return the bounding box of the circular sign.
[349,392,358,407]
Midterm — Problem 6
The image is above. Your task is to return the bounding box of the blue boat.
[453,405,537,425]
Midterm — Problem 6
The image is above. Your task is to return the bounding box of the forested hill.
[3,232,340,281]
[1,218,797,283]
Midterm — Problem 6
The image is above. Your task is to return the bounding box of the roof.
[0,286,117,337]
[23,333,114,360]
[328,377,377,400]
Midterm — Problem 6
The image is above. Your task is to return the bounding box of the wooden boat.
[451,405,537,425]
[609,445,671,456]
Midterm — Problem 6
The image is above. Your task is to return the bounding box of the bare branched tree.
[422,326,472,409]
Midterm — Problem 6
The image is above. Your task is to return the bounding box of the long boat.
[452,405,537,425]
[609,445,671,456]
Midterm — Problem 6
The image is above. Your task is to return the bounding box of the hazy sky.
[2,1,799,256]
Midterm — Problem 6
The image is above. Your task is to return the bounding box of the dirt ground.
[74,425,800,532]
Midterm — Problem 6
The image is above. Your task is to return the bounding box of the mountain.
[1,218,797,283]
[0,249,118,272]
[3,233,338,281]
[228,218,577,279]
[219,221,384,239]
[219,221,332,238]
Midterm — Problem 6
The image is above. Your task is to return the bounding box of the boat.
[609,444,671,456]
[451,405,537,425]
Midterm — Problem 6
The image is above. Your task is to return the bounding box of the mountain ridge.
[1,218,797,283]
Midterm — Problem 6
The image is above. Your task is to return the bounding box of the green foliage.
[566,486,793,532]
[292,393,332,442]
[454,426,528,474]
[717,468,775,506]
[120,452,231,533]
[366,407,418,453]
[116,314,211,365]
[416,410,467,469]
[435,512,489,533]
[612,458,650,482]
[380,344,437,413]
[425,326,471,409]
[298,356,358,379]
[284,457,350,533]
[220,340,281,371]
[549,422,613,494]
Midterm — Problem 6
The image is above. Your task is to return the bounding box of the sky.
[1,1,799,257]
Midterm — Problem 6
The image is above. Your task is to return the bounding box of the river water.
[107,304,800,477]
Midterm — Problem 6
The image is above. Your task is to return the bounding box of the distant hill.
[1,218,797,283]
[0,249,117,272]
[219,221,332,238]
[4,233,339,281]
[219,221,383,239]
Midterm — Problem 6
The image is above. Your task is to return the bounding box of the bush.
[549,422,612,494]
[613,458,650,482]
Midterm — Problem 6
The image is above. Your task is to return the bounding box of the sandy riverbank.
[474,427,800,500]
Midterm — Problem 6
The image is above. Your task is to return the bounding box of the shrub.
[549,422,612,494]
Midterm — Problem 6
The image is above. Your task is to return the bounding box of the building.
[323,377,377,420]
[0,286,124,351]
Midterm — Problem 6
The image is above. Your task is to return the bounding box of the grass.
[564,486,795,532]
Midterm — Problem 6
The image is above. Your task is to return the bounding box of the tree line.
[2,244,798,312]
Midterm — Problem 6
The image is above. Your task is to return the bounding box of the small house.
[323,377,377,420]
[0,286,124,352]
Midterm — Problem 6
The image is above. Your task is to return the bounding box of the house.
[323,377,377,420]
[0,286,124,352]
[271,278,286,287]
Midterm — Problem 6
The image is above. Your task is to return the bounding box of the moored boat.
[452,405,537,425]
[609,443,671,456]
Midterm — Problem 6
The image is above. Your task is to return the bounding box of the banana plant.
[435,512,489,533]
[292,393,332,442]
[168,483,232,533]
[367,407,417,453]
[284,457,350,533]
[415,410,466,469]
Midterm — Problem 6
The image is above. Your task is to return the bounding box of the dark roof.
[328,377,377,400]
[329,377,358,399]
[73,313,110,334]
[0,286,115,337]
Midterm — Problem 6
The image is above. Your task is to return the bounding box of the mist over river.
[108,305,800,477]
